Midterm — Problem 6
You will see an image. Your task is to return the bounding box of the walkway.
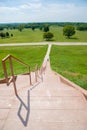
[0,44,87,130]
[0,42,87,46]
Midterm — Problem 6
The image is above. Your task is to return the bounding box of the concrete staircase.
[0,44,87,130]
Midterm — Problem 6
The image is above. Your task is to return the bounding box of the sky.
[0,0,87,23]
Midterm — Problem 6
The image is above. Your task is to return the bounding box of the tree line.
[0,22,87,40]
[77,26,87,31]
[0,22,87,31]
[0,32,13,38]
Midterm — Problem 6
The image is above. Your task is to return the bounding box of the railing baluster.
[28,66,32,85]
[9,56,18,96]
[2,61,9,86]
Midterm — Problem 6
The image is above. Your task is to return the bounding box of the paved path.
[0,42,87,46]
[0,44,87,130]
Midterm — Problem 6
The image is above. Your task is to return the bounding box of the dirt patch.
[63,71,80,77]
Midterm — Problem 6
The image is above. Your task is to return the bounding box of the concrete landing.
[0,44,87,130]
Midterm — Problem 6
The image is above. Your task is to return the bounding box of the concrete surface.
[0,42,87,46]
[0,44,87,130]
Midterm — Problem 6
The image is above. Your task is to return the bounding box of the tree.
[31,26,35,31]
[39,26,43,31]
[43,32,54,41]
[77,26,87,31]
[43,26,49,32]
[6,32,9,37]
[0,32,6,38]
[0,27,4,31]
[11,34,13,37]
[18,25,24,32]
[63,25,75,38]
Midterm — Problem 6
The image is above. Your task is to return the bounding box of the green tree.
[31,26,35,31]
[63,25,75,38]
[77,26,87,31]
[43,26,49,32]
[0,27,4,31]
[11,34,13,37]
[18,24,24,32]
[0,32,6,38]
[43,32,54,41]
[6,32,9,37]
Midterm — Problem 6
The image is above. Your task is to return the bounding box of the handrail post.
[35,64,38,82]
[2,61,9,86]
[29,67,32,85]
[9,56,18,96]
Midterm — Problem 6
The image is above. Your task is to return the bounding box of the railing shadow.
[30,81,41,91]
[17,90,30,126]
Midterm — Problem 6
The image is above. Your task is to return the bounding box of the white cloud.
[0,6,19,12]
[37,3,87,22]
[19,2,42,10]
[0,1,87,23]
[0,1,42,12]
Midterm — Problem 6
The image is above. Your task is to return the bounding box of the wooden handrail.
[2,54,32,96]
[11,55,30,68]
[2,54,11,62]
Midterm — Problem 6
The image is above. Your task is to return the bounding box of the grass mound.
[50,45,87,90]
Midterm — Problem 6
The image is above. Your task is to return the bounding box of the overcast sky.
[0,0,87,23]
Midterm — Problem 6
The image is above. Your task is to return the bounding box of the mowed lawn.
[50,45,87,90]
[0,45,47,78]
[0,29,43,43]
[50,26,87,42]
[0,26,87,43]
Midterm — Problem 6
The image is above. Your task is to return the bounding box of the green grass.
[0,29,43,43]
[0,45,47,78]
[50,45,87,90]
[0,26,87,43]
[50,26,87,42]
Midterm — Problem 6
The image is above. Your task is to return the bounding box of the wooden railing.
[2,54,31,96]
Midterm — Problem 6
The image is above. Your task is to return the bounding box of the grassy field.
[0,45,47,78]
[50,26,87,42]
[50,45,87,90]
[0,26,87,43]
[0,29,43,43]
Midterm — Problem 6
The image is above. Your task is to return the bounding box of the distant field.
[0,29,43,43]
[0,26,87,43]
[50,45,87,90]
[0,45,47,78]
[50,26,87,42]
